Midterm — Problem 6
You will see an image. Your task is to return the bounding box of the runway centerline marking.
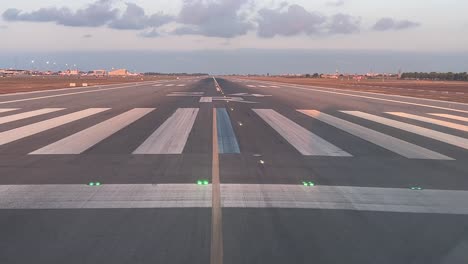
[211,107,223,264]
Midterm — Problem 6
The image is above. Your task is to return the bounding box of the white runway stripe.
[0,109,19,113]
[298,110,452,160]
[0,108,64,125]
[254,109,351,156]
[387,112,468,132]
[247,85,256,87]
[0,108,109,146]
[30,108,154,154]
[133,108,199,154]
[342,111,468,150]
[1,184,468,214]
[165,84,175,87]
[428,113,468,123]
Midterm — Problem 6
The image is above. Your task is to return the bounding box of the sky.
[1,0,467,73]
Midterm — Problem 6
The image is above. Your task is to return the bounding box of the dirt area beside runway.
[240,77,468,103]
[0,75,180,95]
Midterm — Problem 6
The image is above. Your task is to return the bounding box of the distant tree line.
[401,72,468,81]
[304,73,321,78]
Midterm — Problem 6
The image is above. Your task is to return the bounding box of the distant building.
[92,70,107,76]
[0,69,29,76]
[60,69,79,76]
[109,69,129,76]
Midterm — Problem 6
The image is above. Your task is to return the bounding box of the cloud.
[139,29,160,38]
[2,0,118,27]
[108,3,173,30]
[2,0,173,31]
[327,13,360,34]
[372,18,420,31]
[257,4,360,38]
[326,0,345,7]
[82,34,93,38]
[174,0,253,38]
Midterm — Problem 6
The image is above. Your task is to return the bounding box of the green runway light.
[410,186,423,190]
[88,182,94,186]
[302,181,315,187]
[88,182,102,186]
[197,180,209,185]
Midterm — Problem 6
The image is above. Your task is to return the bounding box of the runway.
[0,77,467,264]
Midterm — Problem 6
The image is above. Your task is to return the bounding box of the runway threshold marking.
[0,109,19,113]
[386,112,468,132]
[342,111,468,150]
[211,107,224,264]
[253,109,351,156]
[30,108,155,154]
[0,108,109,146]
[0,108,64,125]
[428,113,468,123]
[298,110,452,160]
[133,108,199,154]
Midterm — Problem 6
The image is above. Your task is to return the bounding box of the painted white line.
[428,113,468,123]
[298,110,452,160]
[0,108,64,125]
[387,112,468,132]
[176,84,186,87]
[0,109,19,113]
[253,109,351,156]
[222,184,468,214]
[258,85,267,88]
[0,184,211,209]
[1,184,468,214]
[247,85,256,88]
[133,108,199,154]
[0,108,109,146]
[165,84,175,87]
[167,92,204,97]
[0,84,142,105]
[200,97,213,103]
[30,108,154,154]
[240,79,468,112]
[342,111,468,150]
[0,81,159,98]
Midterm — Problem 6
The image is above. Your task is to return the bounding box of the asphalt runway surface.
[0,77,467,264]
